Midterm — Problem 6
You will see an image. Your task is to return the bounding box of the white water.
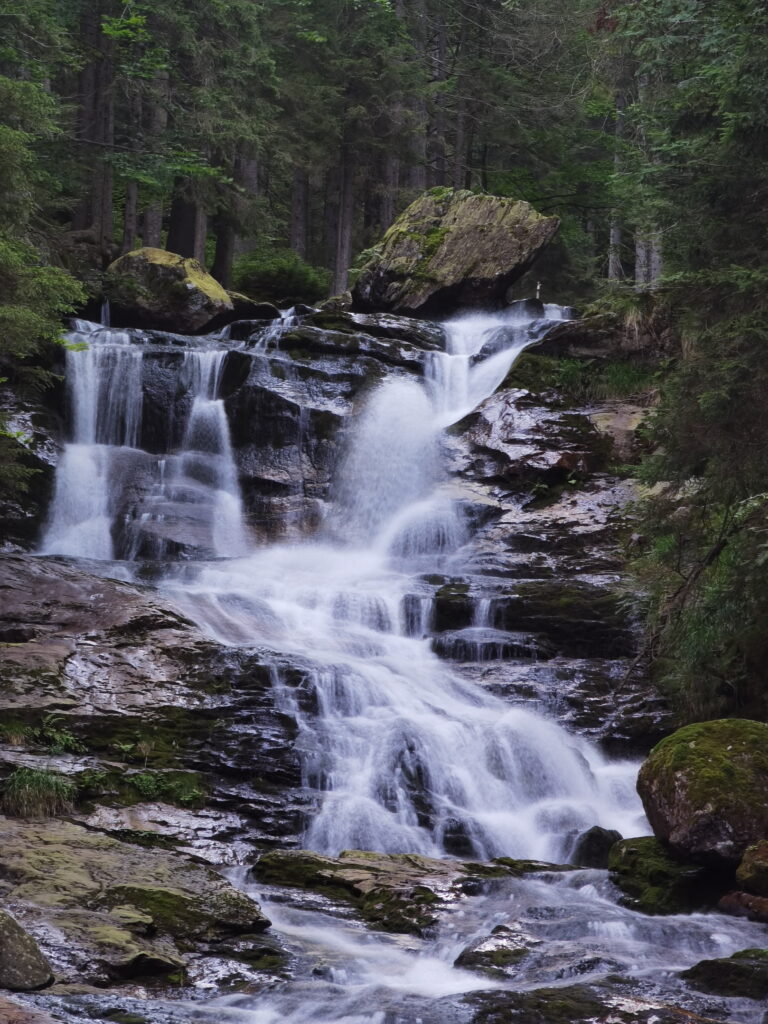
[37,305,767,1023]
[165,304,644,860]
[41,326,247,560]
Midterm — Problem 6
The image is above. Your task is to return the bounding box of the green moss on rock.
[736,840,768,896]
[352,189,559,317]
[607,836,720,915]
[680,948,768,1000]
[105,247,233,332]
[637,719,768,865]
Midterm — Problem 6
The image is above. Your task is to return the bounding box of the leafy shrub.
[233,248,331,306]
[1,767,76,816]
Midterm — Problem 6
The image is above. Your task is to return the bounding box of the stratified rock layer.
[352,189,559,316]
[0,817,268,985]
[637,719,768,865]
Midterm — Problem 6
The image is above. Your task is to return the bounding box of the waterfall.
[41,326,247,561]
[163,304,645,861]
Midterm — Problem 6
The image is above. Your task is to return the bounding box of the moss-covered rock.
[680,948,768,1000]
[252,849,571,936]
[465,984,717,1023]
[636,719,768,865]
[0,910,53,991]
[0,817,269,986]
[607,836,719,914]
[352,188,559,317]
[105,248,233,332]
[736,840,768,896]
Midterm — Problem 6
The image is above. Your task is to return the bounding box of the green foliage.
[128,771,205,807]
[1,767,76,817]
[507,352,655,403]
[234,248,331,305]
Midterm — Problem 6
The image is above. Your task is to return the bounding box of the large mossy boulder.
[351,188,559,317]
[105,247,233,333]
[637,719,768,865]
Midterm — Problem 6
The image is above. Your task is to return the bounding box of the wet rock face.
[637,719,768,865]
[251,849,573,936]
[352,188,559,316]
[608,836,722,915]
[680,948,768,1001]
[736,840,768,896]
[0,817,268,986]
[0,554,304,848]
[0,911,53,991]
[105,248,233,333]
[465,985,728,1024]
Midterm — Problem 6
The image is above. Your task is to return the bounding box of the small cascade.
[41,325,247,560]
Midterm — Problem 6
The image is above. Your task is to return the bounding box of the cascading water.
[37,304,767,1024]
[41,323,247,560]
[164,304,643,861]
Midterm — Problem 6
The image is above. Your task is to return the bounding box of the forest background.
[2,0,768,724]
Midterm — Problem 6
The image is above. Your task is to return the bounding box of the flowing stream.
[38,305,766,1023]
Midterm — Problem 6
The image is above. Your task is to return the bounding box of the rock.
[454,923,540,977]
[252,849,570,936]
[607,836,719,915]
[735,840,768,896]
[717,889,768,923]
[302,309,446,350]
[636,719,768,865]
[465,984,723,1024]
[0,910,53,991]
[0,816,269,985]
[207,297,282,334]
[0,553,304,848]
[352,188,559,317]
[570,826,622,869]
[317,291,352,312]
[0,997,58,1024]
[105,248,233,333]
[680,948,768,1001]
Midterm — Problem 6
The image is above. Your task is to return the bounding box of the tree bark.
[142,71,169,248]
[290,166,309,260]
[167,187,201,258]
[608,96,626,281]
[333,157,355,295]
[121,181,139,254]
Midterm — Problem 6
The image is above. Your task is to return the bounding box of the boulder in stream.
[352,188,559,316]
[680,947,768,1001]
[105,247,233,332]
[0,910,53,991]
[637,719,768,865]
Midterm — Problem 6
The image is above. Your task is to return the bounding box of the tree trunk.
[142,71,169,248]
[608,95,625,281]
[166,188,200,258]
[211,215,236,287]
[121,181,139,254]
[381,152,400,231]
[649,231,663,288]
[290,166,309,260]
[323,166,341,274]
[333,158,355,295]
